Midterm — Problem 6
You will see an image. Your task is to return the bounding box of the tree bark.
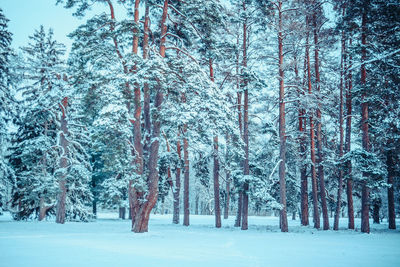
[299,48,308,226]
[305,19,320,229]
[143,0,151,159]
[209,58,221,228]
[313,12,329,231]
[213,135,221,228]
[386,149,396,229]
[278,1,288,232]
[132,0,169,233]
[173,137,182,224]
[345,37,355,230]
[334,20,346,231]
[234,192,243,227]
[360,9,370,234]
[183,125,190,226]
[39,122,49,221]
[241,2,249,230]
[224,172,230,219]
[56,97,69,224]
[373,202,380,224]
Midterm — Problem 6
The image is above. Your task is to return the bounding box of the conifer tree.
[0,8,13,214]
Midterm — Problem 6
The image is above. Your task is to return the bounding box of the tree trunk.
[56,97,69,224]
[183,125,190,226]
[360,10,370,234]
[209,59,221,228]
[278,1,288,232]
[143,0,151,159]
[373,202,380,224]
[313,12,329,231]
[213,135,221,228]
[241,3,250,230]
[132,0,168,233]
[195,194,199,215]
[345,37,355,230]
[334,20,346,231]
[299,47,308,226]
[306,21,320,229]
[173,137,182,224]
[234,192,242,227]
[387,150,396,229]
[119,207,126,219]
[131,0,144,227]
[39,198,48,221]
[224,173,230,219]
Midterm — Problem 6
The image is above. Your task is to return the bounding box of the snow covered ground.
[0,212,399,267]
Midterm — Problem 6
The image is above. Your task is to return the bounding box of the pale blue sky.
[1,0,127,55]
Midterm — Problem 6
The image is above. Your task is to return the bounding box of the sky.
[1,0,127,56]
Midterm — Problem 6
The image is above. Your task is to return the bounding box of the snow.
[0,212,399,267]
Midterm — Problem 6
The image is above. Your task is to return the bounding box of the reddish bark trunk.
[132,0,140,54]
[183,125,190,226]
[241,1,249,230]
[213,135,221,228]
[360,10,370,234]
[56,97,69,224]
[130,0,144,231]
[299,51,308,226]
[209,59,221,228]
[313,12,329,230]
[132,0,169,233]
[278,1,288,232]
[334,20,346,231]
[235,30,243,226]
[306,24,320,229]
[142,1,151,160]
[345,37,355,230]
[163,132,173,188]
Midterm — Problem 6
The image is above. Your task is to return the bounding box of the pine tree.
[0,8,13,214]
[9,26,92,222]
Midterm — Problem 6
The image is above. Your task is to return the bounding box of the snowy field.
[0,212,399,267]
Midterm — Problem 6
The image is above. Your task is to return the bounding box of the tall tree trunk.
[313,12,329,230]
[56,97,69,224]
[143,0,151,158]
[299,50,308,226]
[306,22,320,229]
[235,192,243,227]
[39,122,49,221]
[213,135,221,228]
[130,0,144,231]
[360,10,370,234]
[235,30,243,228]
[278,1,288,232]
[224,133,231,220]
[173,136,182,224]
[183,125,190,226]
[386,149,396,229]
[373,201,380,224]
[132,0,169,233]
[241,1,249,231]
[209,59,221,228]
[334,20,346,231]
[224,173,230,219]
[345,37,355,230]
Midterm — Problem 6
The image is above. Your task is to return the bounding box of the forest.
[0,0,399,238]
